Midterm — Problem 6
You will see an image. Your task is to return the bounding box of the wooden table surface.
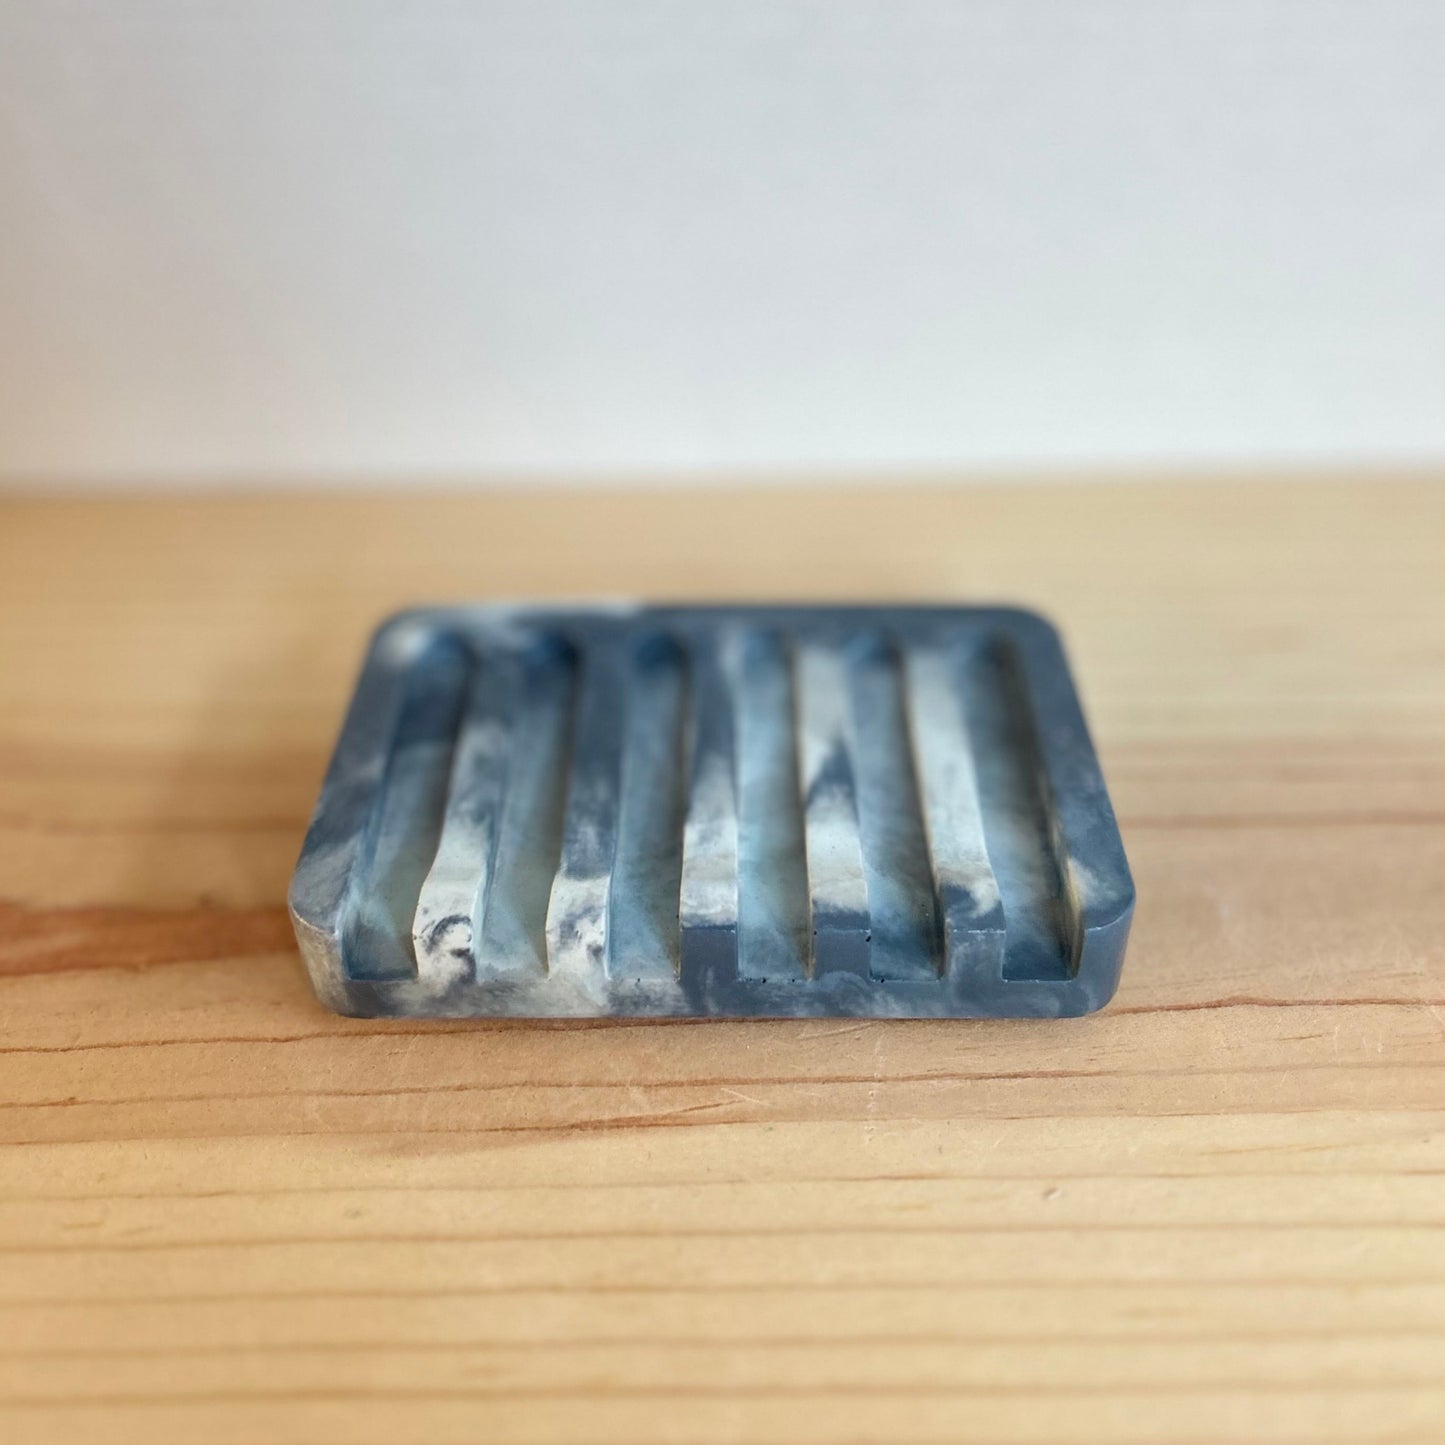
[2,478,1443,1445]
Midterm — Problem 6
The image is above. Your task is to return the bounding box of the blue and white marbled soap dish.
[289,606,1134,1019]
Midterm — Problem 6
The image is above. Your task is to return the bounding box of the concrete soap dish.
[290,606,1134,1018]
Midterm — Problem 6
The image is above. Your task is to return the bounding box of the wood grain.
[1,477,1443,1445]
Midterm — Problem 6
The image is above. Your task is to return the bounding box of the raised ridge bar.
[736,631,809,984]
[797,640,871,978]
[412,650,521,987]
[847,634,941,984]
[609,633,689,984]
[339,633,470,984]
[678,630,740,989]
[903,641,1007,990]
[473,636,577,983]
[291,606,1134,1018]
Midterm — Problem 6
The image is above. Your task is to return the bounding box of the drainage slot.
[962,639,1072,982]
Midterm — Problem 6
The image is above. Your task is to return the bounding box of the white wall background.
[1,1,1442,485]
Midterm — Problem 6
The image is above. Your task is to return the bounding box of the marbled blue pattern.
[289,606,1134,1018]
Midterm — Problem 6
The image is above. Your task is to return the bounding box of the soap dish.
[290,605,1133,1018]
